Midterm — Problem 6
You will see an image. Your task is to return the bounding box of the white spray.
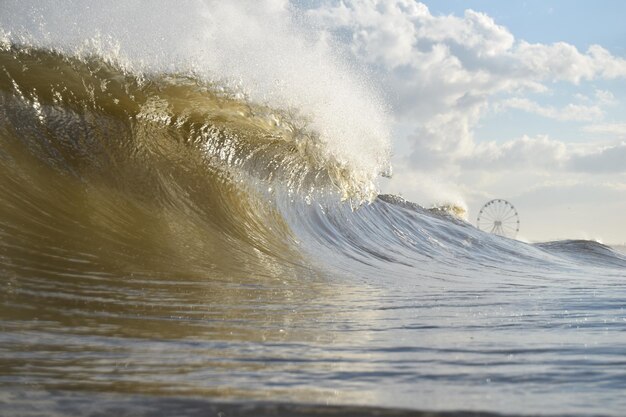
[0,0,391,193]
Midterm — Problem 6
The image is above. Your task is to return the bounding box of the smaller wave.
[535,240,626,269]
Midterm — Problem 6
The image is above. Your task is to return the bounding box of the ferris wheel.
[476,199,520,239]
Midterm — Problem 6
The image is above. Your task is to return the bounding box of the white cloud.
[584,123,626,138]
[569,143,626,173]
[462,135,568,171]
[308,1,626,115]
[406,105,483,169]
[307,1,626,171]
[514,41,595,84]
[512,180,626,208]
[309,1,526,121]
[587,44,626,79]
[500,98,604,122]
[595,89,617,105]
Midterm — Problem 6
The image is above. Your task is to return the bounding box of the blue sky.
[428,1,626,55]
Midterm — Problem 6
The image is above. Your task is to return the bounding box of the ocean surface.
[1,3,626,416]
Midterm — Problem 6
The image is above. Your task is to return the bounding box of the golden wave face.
[0,46,378,198]
[0,46,326,283]
[0,44,386,274]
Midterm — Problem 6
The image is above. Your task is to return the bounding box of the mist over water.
[1,3,626,417]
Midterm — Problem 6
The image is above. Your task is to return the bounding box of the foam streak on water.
[0,3,626,417]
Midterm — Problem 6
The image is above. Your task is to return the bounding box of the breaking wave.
[1,3,626,416]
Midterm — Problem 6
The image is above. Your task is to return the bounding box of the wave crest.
[0,0,391,200]
[0,46,384,201]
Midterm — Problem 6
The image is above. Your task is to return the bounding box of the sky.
[300,0,626,244]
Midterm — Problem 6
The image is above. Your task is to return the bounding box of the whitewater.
[1,2,625,416]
